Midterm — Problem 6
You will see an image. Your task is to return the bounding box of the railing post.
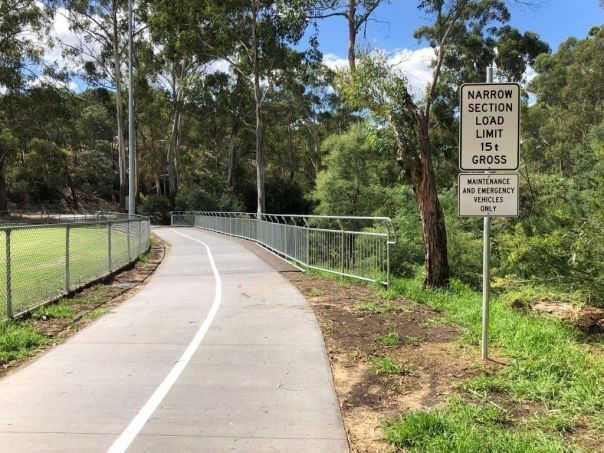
[338,220,344,277]
[65,224,70,292]
[284,219,288,256]
[305,218,310,266]
[108,221,112,273]
[386,236,390,288]
[5,229,12,320]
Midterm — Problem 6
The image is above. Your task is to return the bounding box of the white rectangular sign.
[459,83,520,171]
[458,173,519,217]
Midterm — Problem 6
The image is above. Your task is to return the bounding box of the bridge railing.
[1,212,151,321]
[171,211,396,286]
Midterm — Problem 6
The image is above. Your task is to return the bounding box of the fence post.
[338,220,344,277]
[283,219,287,256]
[108,221,112,273]
[65,224,70,292]
[305,218,310,267]
[138,219,142,255]
[386,234,390,288]
[127,219,131,261]
[5,229,12,320]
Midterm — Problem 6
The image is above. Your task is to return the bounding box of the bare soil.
[286,273,484,453]
[0,236,166,379]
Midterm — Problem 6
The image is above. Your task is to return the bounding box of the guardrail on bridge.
[171,211,396,286]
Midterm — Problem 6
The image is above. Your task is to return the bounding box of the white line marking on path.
[107,229,222,453]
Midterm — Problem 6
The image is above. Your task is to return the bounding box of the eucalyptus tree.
[186,70,254,188]
[0,0,50,210]
[309,0,386,72]
[57,0,147,208]
[526,26,604,176]
[146,0,222,202]
[206,0,310,214]
[338,0,513,288]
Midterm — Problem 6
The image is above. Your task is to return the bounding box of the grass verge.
[381,273,604,451]
[0,323,49,363]
[384,396,570,452]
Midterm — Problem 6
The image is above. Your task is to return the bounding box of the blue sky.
[309,0,604,57]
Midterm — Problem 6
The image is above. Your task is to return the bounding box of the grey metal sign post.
[482,66,493,361]
[458,67,521,361]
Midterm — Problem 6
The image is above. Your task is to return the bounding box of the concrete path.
[0,227,349,452]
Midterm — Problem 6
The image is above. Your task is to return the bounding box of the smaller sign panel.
[458,173,519,217]
[459,83,520,171]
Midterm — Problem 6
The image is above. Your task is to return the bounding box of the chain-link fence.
[171,211,396,286]
[0,213,151,320]
[0,211,102,225]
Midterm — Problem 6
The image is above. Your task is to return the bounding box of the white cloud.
[323,53,348,71]
[48,11,75,62]
[522,66,537,84]
[323,47,436,100]
[206,59,231,74]
[389,47,435,99]
[46,8,102,73]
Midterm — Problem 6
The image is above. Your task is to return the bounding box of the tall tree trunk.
[407,119,450,288]
[227,121,238,186]
[66,171,79,210]
[251,0,265,215]
[166,106,181,203]
[166,60,188,204]
[112,11,126,210]
[347,0,357,73]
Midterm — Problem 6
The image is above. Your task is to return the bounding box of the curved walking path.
[0,227,349,452]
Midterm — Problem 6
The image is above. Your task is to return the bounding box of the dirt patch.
[286,273,482,453]
[0,236,166,379]
[514,299,604,334]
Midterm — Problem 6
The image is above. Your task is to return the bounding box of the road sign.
[459,83,520,171]
[458,173,519,217]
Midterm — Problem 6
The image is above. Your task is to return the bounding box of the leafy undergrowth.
[0,322,49,363]
[381,274,604,451]
[31,304,75,320]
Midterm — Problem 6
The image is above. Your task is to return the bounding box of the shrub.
[138,195,171,225]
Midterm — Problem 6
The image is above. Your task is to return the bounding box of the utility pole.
[127,0,135,216]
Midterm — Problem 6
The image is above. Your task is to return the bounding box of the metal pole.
[5,230,12,319]
[305,218,310,267]
[108,222,113,273]
[127,0,135,217]
[481,64,494,361]
[386,232,390,288]
[65,224,70,292]
[127,219,131,261]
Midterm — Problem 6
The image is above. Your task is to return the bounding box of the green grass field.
[0,224,143,319]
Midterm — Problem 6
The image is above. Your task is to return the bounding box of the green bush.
[138,195,171,225]
[176,175,243,212]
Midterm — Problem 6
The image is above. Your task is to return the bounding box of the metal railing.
[171,211,396,286]
[1,212,151,320]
